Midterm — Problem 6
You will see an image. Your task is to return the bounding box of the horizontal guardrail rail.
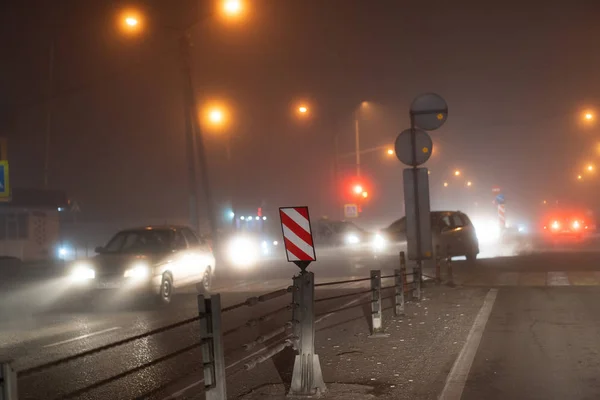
[1,250,451,400]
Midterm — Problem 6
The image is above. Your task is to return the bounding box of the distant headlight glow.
[227,236,259,268]
[372,233,387,251]
[69,263,95,282]
[345,233,360,245]
[124,262,150,280]
[472,218,501,244]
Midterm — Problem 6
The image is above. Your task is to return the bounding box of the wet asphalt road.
[0,250,384,400]
[4,241,600,399]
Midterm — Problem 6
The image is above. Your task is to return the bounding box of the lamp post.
[120,1,245,237]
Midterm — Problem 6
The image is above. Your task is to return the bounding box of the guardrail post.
[198,294,227,400]
[289,272,326,396]
[368,270,389,338]
[400,251,410,297]
[394,268,404,316]
[414,264,422,301]
[0,360,18,400]
[435,244,442,285]
[446,244,455,287]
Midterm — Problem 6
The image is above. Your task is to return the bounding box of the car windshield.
[103,229,175,253]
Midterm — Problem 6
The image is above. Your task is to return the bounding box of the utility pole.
[178,30,217,243]
[354,117,361,177]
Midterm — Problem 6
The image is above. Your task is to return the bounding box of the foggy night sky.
[1,0,600,230]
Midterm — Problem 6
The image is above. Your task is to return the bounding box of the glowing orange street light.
[362,191,368,198]
[443,182,449,187]
[119,10,143,34]
[125,17,138,27]
[221,0,247,18]
[587,164,594,172]
[585,112,594,121]
[386,148,394,156]
[209,109,224,125]
[298,106,308,114]
[578,174,583,181]
[466,181,472,187]
[353,185,363,195]
[454,170,461,177]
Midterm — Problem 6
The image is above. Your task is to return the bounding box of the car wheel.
[159,274,173,304]
[466,248,478,263]
[197,267,212,293]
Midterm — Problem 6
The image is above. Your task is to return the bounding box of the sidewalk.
[218,285,490,400]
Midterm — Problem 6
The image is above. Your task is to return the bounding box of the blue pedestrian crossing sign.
[0,161,10,200]
[495,193,505,204]
[344,204,359,218]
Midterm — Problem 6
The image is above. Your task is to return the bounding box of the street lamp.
[298,106,308,114]
[584,111,594,121]
[118,4,247,238]
[454,170,461,177]
[119,10,143,34]
[443,182,449,187]
[578,174,583,181]
[386,148,394,156]
[587,164,594,172]
[466,181,472,187]
[353,185,363,195]
[223,0,243,15]
[354,101,370,177]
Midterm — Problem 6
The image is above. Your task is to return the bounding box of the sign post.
[396,93,448,294]
[279,206,326,396]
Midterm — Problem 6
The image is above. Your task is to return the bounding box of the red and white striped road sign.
[498,204,506,228]
[279,206,316,262]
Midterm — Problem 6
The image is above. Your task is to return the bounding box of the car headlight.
[69,263,95,282]
[124,262,150,280]
[227,236,259,268]
[345,233,360,245]
[372,233,387,251]
[472,218,501,244]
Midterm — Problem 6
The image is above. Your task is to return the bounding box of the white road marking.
[43,327,121,348]
[547,271,570,286]
[439,288,498,400]
[160,292,371,400]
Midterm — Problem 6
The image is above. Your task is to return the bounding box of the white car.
[67,225,215,303]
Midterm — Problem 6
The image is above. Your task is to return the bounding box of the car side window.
[439,215,452,229]
[451,214,465,228]
[182,228,200,246]
[173,231,188,250]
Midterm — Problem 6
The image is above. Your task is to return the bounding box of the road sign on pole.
[343,204,358,218]
[279,206,316,271]
[398,93,447,269]
[395,128,433,166]
[0,161,10,201]
[410,93,448,131]
[403,168,433,260]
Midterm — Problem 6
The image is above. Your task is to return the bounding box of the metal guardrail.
[0,250,454,400]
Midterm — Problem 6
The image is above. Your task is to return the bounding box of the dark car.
[372,211,479,261]
[66,226,216,303]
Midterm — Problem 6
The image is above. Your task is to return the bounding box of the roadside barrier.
[2,253,438,400]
